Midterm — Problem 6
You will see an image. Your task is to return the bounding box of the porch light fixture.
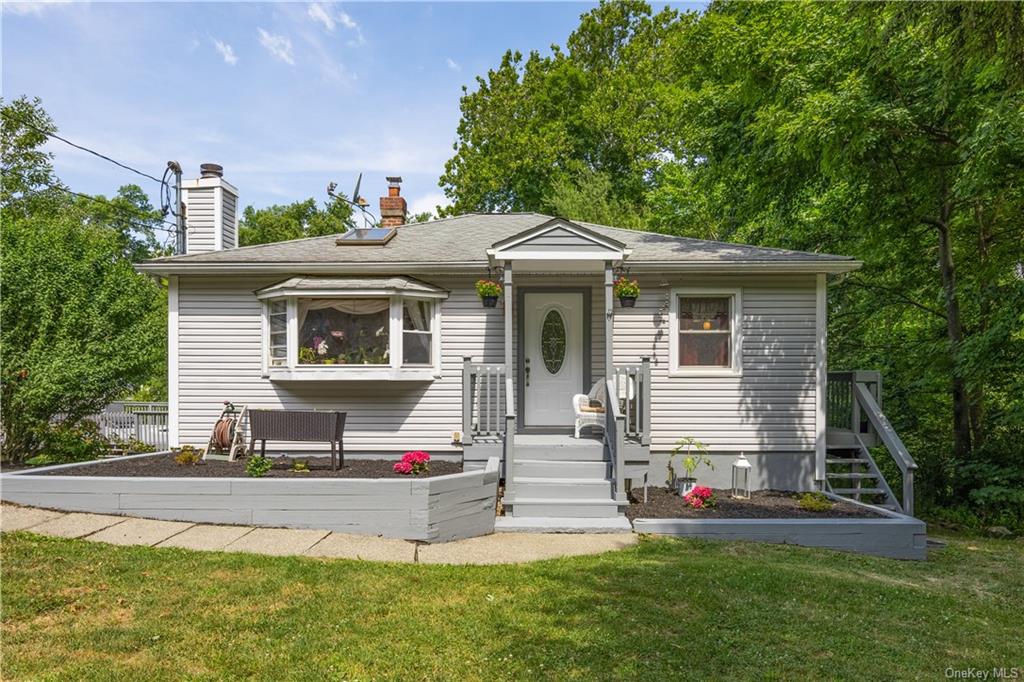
[731,454,752,499]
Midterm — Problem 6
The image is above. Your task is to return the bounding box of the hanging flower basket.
[613,276,640,307]
[475,279,502,308]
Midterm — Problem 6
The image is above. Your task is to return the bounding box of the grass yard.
[1,532,1021,680]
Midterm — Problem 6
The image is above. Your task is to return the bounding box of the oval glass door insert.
[540,309,567,374]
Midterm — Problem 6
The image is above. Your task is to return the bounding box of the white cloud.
[445,57,461,72]
[2,0,72,16]
[409,192,450,218]
[307,3,335,31]
[337,9,357,30]
[307,3,364,46]
[213,39,238,66]
[258,28,295,65]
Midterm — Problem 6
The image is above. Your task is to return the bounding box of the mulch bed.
[29,453,462,479]
[626,487,883,521]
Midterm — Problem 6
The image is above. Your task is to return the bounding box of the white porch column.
[604,261,614,380]
[503,261,513,374]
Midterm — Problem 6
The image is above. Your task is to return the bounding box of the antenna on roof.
[327,174,377,229]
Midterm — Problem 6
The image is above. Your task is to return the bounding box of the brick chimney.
[181,163,238,253]
[379,176,407,227]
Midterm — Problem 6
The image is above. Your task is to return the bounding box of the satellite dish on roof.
[327,173,377,229]
[352,173,363,207]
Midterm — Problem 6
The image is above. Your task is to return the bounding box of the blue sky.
[3,1,699,220]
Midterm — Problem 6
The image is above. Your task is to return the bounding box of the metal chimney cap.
[200,163,224,178]
[386,176,403,185]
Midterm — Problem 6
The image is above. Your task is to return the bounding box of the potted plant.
[668,436,713,496]
[613,276,640,307]
[475,279,502,308]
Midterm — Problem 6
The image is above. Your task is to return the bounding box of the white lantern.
[731,454,751,499]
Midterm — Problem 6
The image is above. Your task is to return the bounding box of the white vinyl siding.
[176,275,493,453]
[222,190,237,249]
[612,274,818,453]
[184,188,217,253]
[174,272,820,456]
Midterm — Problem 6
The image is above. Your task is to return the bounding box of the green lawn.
[1,532,1021,680]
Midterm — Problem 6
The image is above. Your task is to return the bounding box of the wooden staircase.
[503,436,626,519]
[825,371,917,515]
[825,446,900,511]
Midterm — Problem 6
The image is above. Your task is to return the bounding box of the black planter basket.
[618,296,637,308]
[481,295,500,308]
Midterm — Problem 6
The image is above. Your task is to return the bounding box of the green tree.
[1,97,167,462]
[440,0,685,219]
[238,195,355,246]
[445,2,1024,521]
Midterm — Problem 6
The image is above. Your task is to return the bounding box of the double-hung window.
[669,288,742,375]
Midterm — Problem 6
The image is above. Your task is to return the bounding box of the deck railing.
[827,371,917,515]
[54,401,169,451]
[461,359,509,444]
[604,378,627,502]
[611,357,651,445]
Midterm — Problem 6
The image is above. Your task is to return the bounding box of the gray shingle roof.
[142,213,856,267]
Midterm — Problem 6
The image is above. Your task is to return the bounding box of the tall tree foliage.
[440,0,684,219]
[1,97,166,462]
[238,195,355,246]
[444,2,1024,522]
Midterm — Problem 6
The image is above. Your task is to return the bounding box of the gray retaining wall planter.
[0,453,500,543]
[633,495,927,560]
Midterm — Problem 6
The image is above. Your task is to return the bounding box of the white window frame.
[668,287,743,377]
[260,294,442,381]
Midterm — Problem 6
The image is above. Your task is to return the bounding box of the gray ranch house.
[138,170,916,521]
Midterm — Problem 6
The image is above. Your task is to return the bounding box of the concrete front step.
[514,459,610,479]
[513,477,613,500]
[513,442,607,461]
[506,497,624,518]
[495,516,633,533]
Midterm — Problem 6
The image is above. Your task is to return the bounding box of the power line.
[20,184,179,234]
[1,109,165,185]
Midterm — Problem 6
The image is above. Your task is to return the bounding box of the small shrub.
[798,492,833,512]
[394,450,430,475]
[34,420,109,464]
[174,445,203,466]
[246,454,273,478]
[683,486,716,509]
[290,459,310,473]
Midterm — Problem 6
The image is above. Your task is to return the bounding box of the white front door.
[523,292,584,427]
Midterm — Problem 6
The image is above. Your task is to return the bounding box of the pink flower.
[393,461,413,474]
[399,451,431,474]
[683,486,716,509]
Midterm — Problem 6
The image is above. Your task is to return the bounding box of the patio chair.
[573,393,606,439]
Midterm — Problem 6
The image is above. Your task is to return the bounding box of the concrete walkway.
[0,504,636,564]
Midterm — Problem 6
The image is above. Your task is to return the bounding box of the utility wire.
[20,184,179,234]
[1,109,165,185]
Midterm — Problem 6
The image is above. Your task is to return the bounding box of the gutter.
[135,259,862,277]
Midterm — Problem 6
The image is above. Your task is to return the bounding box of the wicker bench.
[248,410,346,470]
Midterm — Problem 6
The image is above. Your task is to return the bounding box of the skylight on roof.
[335,228,396,246]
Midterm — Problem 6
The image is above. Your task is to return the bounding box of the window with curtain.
[677,295,732,367]
[402,299,433,365]
[298,298,390,365]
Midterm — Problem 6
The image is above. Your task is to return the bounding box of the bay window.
[669,288,742,375]
[257,277,446,380]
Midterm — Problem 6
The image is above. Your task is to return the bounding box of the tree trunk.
[934,199,972,461]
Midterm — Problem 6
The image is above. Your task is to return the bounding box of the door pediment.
[488,218,629,261]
